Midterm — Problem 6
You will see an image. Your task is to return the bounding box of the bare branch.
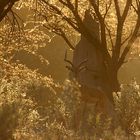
[89,0,103,21]
[131,3,138,13]
[117,17,140,69]
[121,30,133,46]
[75,0,78,11]
[43,23,75,50]
[103,0,112,19]
[60,30,75,50]
[114,0,121,19]
[131,0,140,15]
[0,1,15,22]
[10,10,21,31]
[41,0,80,32]
[58,0,81,24]
[117,0,140,69]
[105,24,114,49]
[121,0,132,22]
[41,0,112,64]
[112,0,132,64]
[112,0,122,63]
[65,0,75,11]
[58,0,67,6]
[89,0,111,63]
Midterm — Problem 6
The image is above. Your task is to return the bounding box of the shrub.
[0,63,140,139]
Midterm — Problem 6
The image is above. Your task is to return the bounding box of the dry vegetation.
[0,62,140,139]
[0,0,140,140]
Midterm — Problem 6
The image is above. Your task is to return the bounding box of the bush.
[0,63,140,139]
[114,80,140,137]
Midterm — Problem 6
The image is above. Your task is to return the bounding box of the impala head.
[64,50,87,79]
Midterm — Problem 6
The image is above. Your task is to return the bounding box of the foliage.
[114,80,140,135]
[7,0,140,96]
[1,0,140,91]
[18,0,140,62]
[0,64,140,139]
[0,56,58,139]
[39,79,140,139]
[0,0,140,140]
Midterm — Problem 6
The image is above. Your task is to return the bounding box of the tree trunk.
[104,66,120,103]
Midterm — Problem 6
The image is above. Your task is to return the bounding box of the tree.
[0,0,19,22]
[10,0,140,102]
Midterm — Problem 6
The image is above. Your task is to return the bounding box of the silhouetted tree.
[31,0,140,102]
[7,0,140,103]
[0,0,19,22]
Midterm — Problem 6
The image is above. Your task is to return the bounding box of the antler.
[64,50,88,77]
[64,50,74,67]
[77,59,88,68]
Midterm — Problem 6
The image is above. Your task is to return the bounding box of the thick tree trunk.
[72,9,122,106]
[110,71,120,92]
[104,67,120,103]
[72,39,121,104]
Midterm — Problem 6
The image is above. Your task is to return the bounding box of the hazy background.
[11,8,140,85]
[13,35,140,84]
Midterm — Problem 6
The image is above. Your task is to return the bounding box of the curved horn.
[64,50,74,67]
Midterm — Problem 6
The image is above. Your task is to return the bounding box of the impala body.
[64,10,115,119]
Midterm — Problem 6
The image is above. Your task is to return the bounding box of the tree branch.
[41,0,99,47]
[0,1,14,22]
[60,30,75,50]
[121,30,133,46]
[89,0,111,64]
[105,24,114,49]
[75,0,78,11]
[131,0,140,15]
[112,0,131,65]
[114,0,121,20]
[121,0,132,22]
[117,17,140,69]
[103,0,112,19]
[41,0,80,32]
